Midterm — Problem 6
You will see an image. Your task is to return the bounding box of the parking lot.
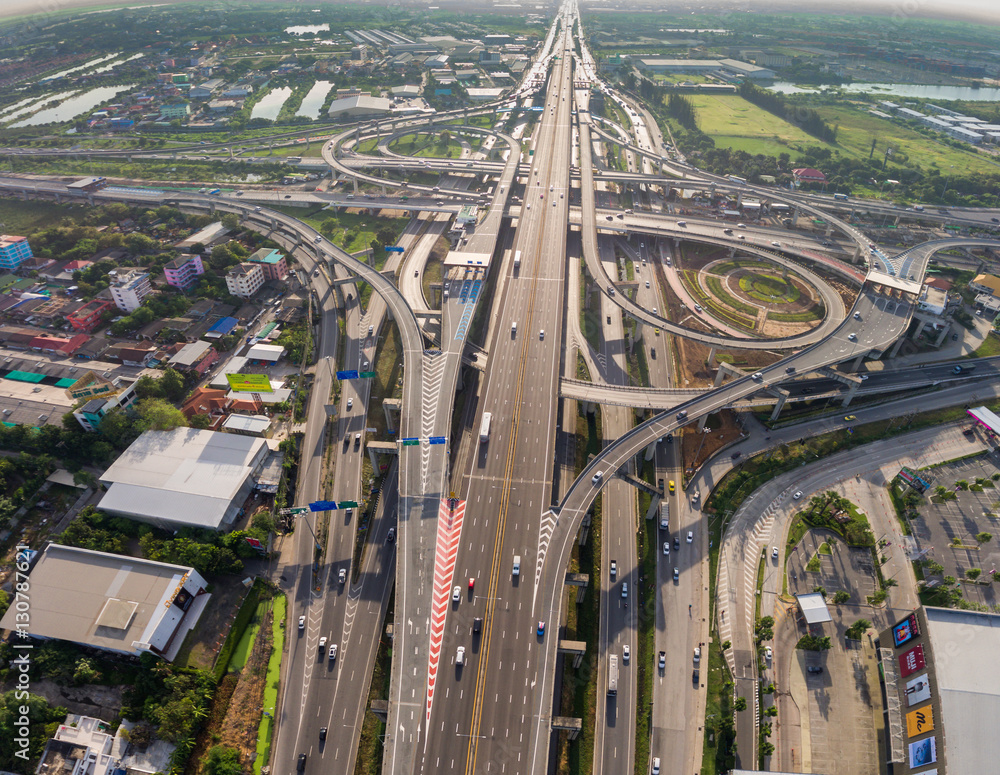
[786,527,878,605]
[907,452,1000,606]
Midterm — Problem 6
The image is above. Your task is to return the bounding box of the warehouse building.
[0,544,209,662]
[98,428,270,530]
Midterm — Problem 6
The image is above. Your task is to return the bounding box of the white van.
[511,321,517,336]
[513,556,521,576]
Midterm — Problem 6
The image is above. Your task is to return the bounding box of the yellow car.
[654,327,660,336]
[844,415,856,421]
[668,480,676,494]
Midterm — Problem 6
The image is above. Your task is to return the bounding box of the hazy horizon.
[1,0,999,25]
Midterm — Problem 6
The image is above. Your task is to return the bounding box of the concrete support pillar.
[913,319,927,339]
[890,335,906,359]
[769,392,788,422]
[572,653,584,669]
[270,218,278,231]
[736,191,743,208]
[852,352,866,371]
[842,380,860,407]
[381,184,387,197]
[54,194,61,204]
[933,326,949,347]
[853,245,862,263]
[367,446,379,470]
[382,400,399,434]
[352,177,359,194]
[729,246,736,259]
[645,440,657,461]
[713,368,727,388]
[707,347,717,367]
[791,207,800,227]
[697,411,710,431]
[577,512,592,546]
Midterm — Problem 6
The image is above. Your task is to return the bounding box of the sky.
[1,0,999,25]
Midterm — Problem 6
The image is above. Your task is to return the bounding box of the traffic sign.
[359,370,377,378]
[339,500,359,508]
[401,438,420,446]
[280,507,309,516]
[336,370,360,380]
[429,436,446,445]
[385,246,405,253]
[309,500,339,512]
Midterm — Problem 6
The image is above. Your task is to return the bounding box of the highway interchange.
[4,2,1000,772]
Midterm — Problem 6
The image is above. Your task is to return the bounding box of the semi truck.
[660,502,670,530]
[479,412,492,443]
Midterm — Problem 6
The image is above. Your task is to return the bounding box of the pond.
[10,85,135,127]
[251,87,293,121]
[285,24,330,35]
[296,81,334,119]
[768,81,1000,102]
[89,52,145,75]
[39,52,121,83]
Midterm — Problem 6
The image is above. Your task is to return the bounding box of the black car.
[473,617,482,634]
[731,451,741,459]
[297,754,307,771]
[319,727,327,740]
[807,666,824,674]
[673,537,680,550]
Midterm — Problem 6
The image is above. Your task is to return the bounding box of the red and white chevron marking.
[425,498,466,726]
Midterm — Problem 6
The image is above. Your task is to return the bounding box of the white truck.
[660,502,670,530]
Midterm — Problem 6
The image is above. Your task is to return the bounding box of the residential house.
[105,343,156,367]
[168,340,218,375]
[109,269,151,313]
[164,253,205,290]
[0,235,32,271]
[29,333,90,356]
[72,377,139,431]
[970,274,1000,298]
[67,298,114,333]
[225,263,265,298]
[247,248,289,281]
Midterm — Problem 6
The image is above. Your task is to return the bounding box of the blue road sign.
[336,370,360,380]
[385,246,405,253]
[309,500,339,512]
[429,436,446,445]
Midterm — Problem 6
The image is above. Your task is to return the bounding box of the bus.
[513,250,522,271]
[728,175,747,186]
[479,412,492,443]
[608,655,619,696]
[833,193,849,201]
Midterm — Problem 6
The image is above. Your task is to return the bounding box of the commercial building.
[327,94,392,119]
[160,102,190,119]
[66,298,114,333]
[247,247,289,281]
[225,262,265,298]
[245,343,285,365]
[72,377,139,431]
[633,58,774,79]
[876,607,1000,773]
[109,269,151,312]
[163,253,205,290]
[0,234,32,271]
[0,543,209,661]
[98,427,271,531]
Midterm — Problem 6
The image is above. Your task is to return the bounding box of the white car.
[346,398,353,410]
[452,586,461,602]
[298,615,305,631]
[772,546,779,559]
[319,636,327,649]
[663,542,669,555]
[764,646,772,662]
[686,531,693,543]
[652,757,661,775]
[329,644,337,660]
[793,491,803,500]
[693,647,701,662]
[621,582,628,599]
[623,645,630,663]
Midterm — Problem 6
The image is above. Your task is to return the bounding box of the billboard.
[905,674,931,706]
[893,613,920,647]
[908,737,936,768]
[899,644,925,677]
[226,373,272,392]
[906,706,934,737]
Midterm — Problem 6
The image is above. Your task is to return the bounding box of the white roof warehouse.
[98,428,270,531]
[0,544,209,661]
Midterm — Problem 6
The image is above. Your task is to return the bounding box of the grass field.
[0,198,80,233]
[687,94,835,156]
[814,104,1000,176]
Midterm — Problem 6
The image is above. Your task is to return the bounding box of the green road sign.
[401,438,420,446]
[339,500,359,508]
[360,370,377,378]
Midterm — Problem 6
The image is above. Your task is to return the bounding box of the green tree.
[734,697,747,711]
[0,691,67,773]
[976,532,993,544]
[754,616,774,643]
[967,568,982,580]
[0,590,9,620]
[136,398,188,432]
[221,213,240,230]
[189,414,213,429]
[845,619,871,640]
[204,746,243,775]
[832,590,850,605]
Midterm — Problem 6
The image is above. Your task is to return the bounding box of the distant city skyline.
[1,0,1000,25]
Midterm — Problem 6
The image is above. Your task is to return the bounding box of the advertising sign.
[908,737,937,768]
[905,674,932,707]
[226,373,272,392]
[898,644,925,677]
[893,613,920,647]
[906,706,934,737]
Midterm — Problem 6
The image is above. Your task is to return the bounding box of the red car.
[468,577,475,591]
